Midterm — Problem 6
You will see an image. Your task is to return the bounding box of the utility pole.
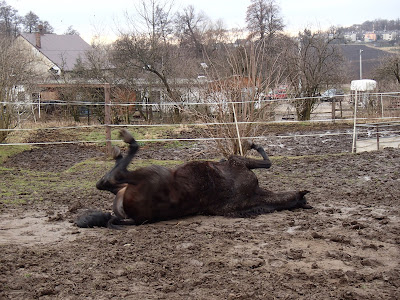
[359,49,363,79]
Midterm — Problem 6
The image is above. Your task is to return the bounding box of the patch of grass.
[129,159,182,169]
[66,157,182,174]
[296,121,312,127]
[0,124,187,205]
[1,198,28,205]
[84,128,120,142]
[0,166,13,171]
[162,140,189,149]
[0,145,31,165]
[65,158,112,173]
[0,168,61,205]
[4,129,34,144]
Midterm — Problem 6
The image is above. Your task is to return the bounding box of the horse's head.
[297,190,313,209]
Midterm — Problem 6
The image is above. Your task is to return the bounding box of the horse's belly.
[122,183,190,224]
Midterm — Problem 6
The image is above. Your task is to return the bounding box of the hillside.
[341,44,393,81]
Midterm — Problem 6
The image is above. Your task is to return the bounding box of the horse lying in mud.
[76,129,312,228]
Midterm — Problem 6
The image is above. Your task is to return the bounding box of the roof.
[20,33,92,71]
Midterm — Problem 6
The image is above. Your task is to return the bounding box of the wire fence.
[1,92,400,153]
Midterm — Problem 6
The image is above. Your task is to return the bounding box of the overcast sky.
[10,0,400,43]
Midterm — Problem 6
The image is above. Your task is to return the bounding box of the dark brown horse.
[76,129,311,228]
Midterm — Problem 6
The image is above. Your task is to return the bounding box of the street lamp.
[359,49,363,80]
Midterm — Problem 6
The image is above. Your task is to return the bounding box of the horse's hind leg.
[96,129,139,194]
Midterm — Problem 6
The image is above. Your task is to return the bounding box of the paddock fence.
[1,92,400,155]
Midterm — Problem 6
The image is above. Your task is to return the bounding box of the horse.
[75,129,312,228]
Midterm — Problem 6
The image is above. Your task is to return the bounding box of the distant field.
[341,44,393,80]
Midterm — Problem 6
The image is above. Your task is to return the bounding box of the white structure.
[350,79,377,92]
[382,32,397,41]
[351,79,378,153]
[344,33,357,42]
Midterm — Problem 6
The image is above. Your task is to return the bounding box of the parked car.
[320,88,344,101]
[268,85,288,100]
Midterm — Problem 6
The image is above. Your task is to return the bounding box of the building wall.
[364,32,377,42]
[382,32,397,41]
[14,36,57,80]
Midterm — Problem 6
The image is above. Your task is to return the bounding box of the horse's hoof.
[120,129,135,144]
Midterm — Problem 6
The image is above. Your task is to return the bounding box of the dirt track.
[0,127,399,299]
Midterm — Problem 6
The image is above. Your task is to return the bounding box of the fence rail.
[1,93,400,153]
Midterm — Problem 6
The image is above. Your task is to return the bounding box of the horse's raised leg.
[230,143,272,170]
[96,129,139,194]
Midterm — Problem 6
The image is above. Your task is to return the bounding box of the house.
[364,32,377,42]
[344,32,357,42]
[382,32,397,41]
[14,25,93,105]
[16,25,92,78]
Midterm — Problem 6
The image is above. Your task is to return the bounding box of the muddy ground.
[0,125,399,299]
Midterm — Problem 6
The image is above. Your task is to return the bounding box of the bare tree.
[22,11,39,33]
[70,39,127,123]
[134,0,174,43]
[112,34,180,101]
[175,5,209,57]
[375,54,400,88]
[0,36,40,141]
[194,35,287,156]
[0,1,21,37]
[0,2,54,36]
[21,10,54,34]
[64,25,80,36]
[111,0,189,122]
[246,0,284,40]
[40,20,54,33]
[283,29,347,120]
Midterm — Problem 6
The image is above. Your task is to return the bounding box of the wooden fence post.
[376,124,380,151]
[104,83,112,156]
[352,91,358,153]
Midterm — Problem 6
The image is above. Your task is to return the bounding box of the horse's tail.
[75,209,136,229]
[75,209,113,228]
